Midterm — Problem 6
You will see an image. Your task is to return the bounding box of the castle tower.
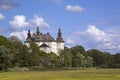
[56,28,64,42]
[36,27,40,35]
[56,28,64,54]
[27,29,31,40]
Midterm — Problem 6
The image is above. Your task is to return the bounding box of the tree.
[0,36,11,49]
[72,51,86,67]
[87,49,114,68]
[29,42,41,66]
[46,52,60,68]
[101,52,114,68]
[0,46,12,70]
[59,47,72,67]
[71,45,86,57]
[112,53,120,68]
[8,36,21,42]
[18,45,32,67]
[87,49,103,67]
[70,46,87,68]
[86,56,93,67]
[114,53,120,64]
[8,41,23,66]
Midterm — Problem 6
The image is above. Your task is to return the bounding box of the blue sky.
[0,0,120,53]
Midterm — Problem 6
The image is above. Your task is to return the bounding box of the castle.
[25,27,64,55]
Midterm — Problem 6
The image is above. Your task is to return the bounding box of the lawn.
[0,68,120,80]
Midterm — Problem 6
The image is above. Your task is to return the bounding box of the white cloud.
[86,25,109,42]
[29,14,50,28]
[10,15,29,29]
[66,5,85,13]
[0,13,5,20]
[0,0,18,10]
[67,25,120,53]
[10,30,28,41]
[66,39,76,45]
[54,0,63,4]
[9,14,50,29]
[85,25,118,50]
[0,5,13,10]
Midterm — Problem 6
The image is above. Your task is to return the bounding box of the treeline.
[0,35,120,70]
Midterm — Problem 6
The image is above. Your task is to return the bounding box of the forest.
[0,35,120,71]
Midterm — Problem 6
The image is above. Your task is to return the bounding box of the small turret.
[27,29,31,40]
[36,27,40,35]
[56,28,64,42]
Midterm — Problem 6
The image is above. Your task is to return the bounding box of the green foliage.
[59,47,72,67]
[86,56,93,67]
[18,45,32,67]
[46,52,60,68]
[9,41,24,66]
[0,36,11,48]
[0,35,120,70]
[0,46,12,70]
[70,46,91,68]
[72,52,86,67]
[87,49,104,67]
[87,49,115,68]
[71,45,87,57]
[29,42,41,66]
[8,36,21,42]
[113,53,120,64]
[112,53,120,68]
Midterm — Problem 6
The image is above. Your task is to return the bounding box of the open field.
[0,69,120,80]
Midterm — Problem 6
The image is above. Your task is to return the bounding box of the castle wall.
[51,42,57,55]
[24,43,30,47]
[57,42,64,55]
[35,41,58,55]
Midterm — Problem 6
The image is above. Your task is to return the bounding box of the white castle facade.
[25,27,64,55]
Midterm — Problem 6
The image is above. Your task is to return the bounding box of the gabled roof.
[39,44,50,48]
[32,33,55,42]
[42,34,55,42]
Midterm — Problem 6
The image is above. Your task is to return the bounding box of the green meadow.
[0,69,120,80]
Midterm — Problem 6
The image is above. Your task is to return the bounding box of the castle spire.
[58,28,62,37]
[56,28,64,42]
[27,29,31,40]
[36,27,40,35]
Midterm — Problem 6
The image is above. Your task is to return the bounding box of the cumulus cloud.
[86,25,109,42]
[65,38,76,48]
[0,0,18,10]
[10,15,29,29]
[85,25,116,49]
[66,39,76,45]
[9,14,50,29]
[29,14,50,28]
[0,13,5,20]
[66,5,85,13]
[54,0,63,4]
[67,25,120,53]
[10,30,28,41]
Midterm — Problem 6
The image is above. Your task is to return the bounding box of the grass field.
[0,69,120,80]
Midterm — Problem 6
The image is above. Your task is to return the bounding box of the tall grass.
[0,68,120,80]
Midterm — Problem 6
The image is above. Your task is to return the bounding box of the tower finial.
[36,27,40,35]
[59,28,61,32]
[58,28,61,37]
[56,28,64,42]
[27,29,31,40]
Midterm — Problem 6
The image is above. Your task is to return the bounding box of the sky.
[0,0,120,53]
